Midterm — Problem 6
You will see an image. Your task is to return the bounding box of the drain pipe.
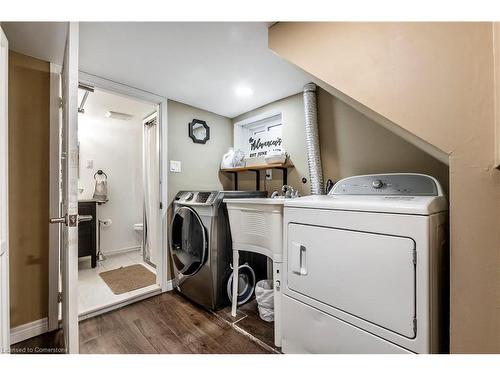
[303,83,324,195]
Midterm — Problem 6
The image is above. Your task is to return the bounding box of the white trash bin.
[255,279,274,322]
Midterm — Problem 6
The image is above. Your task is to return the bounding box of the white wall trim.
[160,99,171,291]
[76,72,171,296]
[165,277,176,291]
[101,245,141,257]
[79,71,165,104]
[78,287,163,322]
[48,62,62,333]
[10,318,48,345]
[77,246,142,264]
[233,108,282,129]
[0,26,10,353]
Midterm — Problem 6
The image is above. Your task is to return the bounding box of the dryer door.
[287,224,416,338]
[170,206,207,277]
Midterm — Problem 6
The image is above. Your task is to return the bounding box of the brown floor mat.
[99,264,156,295]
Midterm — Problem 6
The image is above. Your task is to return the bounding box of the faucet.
[282,185,299,198]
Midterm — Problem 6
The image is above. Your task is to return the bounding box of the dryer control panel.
[330,173,441,196]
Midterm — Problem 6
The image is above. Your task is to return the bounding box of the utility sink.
[223,197,285,260]
[223,196,289,347]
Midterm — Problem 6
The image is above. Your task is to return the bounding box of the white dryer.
[282,173,448,353]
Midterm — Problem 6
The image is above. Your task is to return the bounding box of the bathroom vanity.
[78,200,98,268]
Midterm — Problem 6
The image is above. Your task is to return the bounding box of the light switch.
[86,159,93,169]
[170,160,182,173]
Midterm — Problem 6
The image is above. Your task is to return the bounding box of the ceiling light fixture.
[235,85,253,97]
[105,111,133,121]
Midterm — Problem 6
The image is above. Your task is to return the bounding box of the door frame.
[48,62,62,332]
[48,71,172,325]
[78,71,170,291]
[60,21,80,354]
[0,26,10,353]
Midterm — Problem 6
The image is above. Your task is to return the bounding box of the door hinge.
[58,292,63,303]
[58,97,63,108]
[413,318,417,335]
[412,249,417,265]
[159,202,163,210]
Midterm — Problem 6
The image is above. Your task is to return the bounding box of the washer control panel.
[330,174,440,196]
[174,191,218,205]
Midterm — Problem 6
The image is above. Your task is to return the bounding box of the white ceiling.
[3,22,313,118]
[1,22,67,64]
[79,22,312,118]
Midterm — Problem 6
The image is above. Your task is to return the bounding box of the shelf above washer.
[221,162,294,191]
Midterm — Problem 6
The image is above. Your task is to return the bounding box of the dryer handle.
[290,242,307,276]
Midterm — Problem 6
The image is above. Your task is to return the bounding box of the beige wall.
[317,88,449,193]
[167,99,233,205]
[233,89,448,196]
[232,93,309,195]
[166,100,233,277]
[269,22,500,353]
[8,51,50,328]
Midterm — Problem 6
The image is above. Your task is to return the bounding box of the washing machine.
[169,190,267,310]
[281,173,449,353]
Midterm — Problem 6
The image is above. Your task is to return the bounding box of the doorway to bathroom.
[67,81,164,320]
[75,87,157,318]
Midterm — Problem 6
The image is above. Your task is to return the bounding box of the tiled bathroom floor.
[78,250,159,317]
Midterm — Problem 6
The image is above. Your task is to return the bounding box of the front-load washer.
[169,190,266,310]
[281,173,448,354]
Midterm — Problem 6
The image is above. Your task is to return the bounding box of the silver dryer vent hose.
[303,83,325,195]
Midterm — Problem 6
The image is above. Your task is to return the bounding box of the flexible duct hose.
[303,83,325,195]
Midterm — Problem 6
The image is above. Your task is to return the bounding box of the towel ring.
[94,170,107,179]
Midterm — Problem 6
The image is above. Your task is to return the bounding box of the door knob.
[78,215,93,223]
[49,215,92,225]
[49,216,67,224]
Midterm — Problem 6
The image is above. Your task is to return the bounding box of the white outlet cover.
[170,160,182,173]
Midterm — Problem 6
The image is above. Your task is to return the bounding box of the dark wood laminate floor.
[13,291,272,354]
[10,330,65,354]
[215,299,276,350]
[81,291,272,354]
[82,291,272,354]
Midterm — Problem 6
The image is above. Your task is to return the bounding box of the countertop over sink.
[222,197,287,205]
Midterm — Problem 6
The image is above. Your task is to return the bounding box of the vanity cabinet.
[78,200,98,268]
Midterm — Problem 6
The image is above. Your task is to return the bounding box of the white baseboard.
[163,278,176,292]
[102,245,141,256]
[10,318,48,345]
[78,245,142,263]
